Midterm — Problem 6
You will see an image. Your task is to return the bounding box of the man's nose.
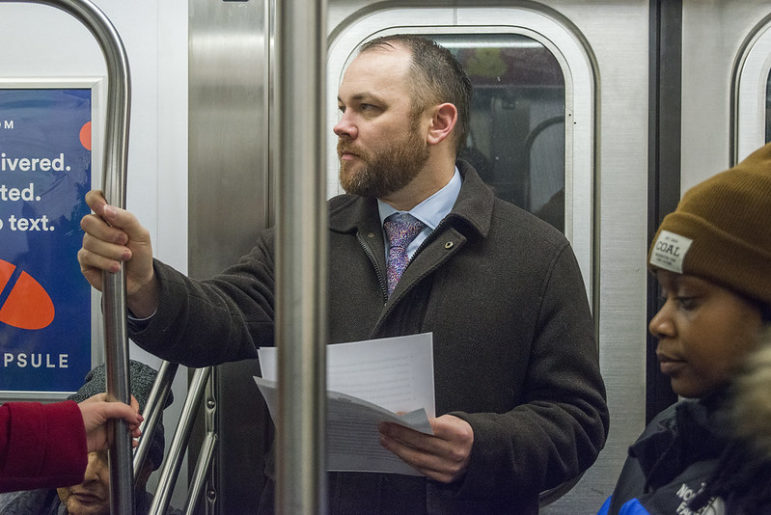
[333,113,357,139]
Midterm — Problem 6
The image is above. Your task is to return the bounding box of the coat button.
[444,241,454,249]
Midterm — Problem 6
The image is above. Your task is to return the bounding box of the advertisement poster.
[0,85,94,395]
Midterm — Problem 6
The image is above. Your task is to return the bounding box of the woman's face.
[649,270,764,398]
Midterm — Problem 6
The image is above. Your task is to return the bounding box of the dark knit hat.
[648,142,771,305]
[68,359,172,470]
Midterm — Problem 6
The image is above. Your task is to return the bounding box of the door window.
[433,34,566,231]
[766,69,771,143]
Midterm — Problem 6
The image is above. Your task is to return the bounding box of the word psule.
[2,352,69,368]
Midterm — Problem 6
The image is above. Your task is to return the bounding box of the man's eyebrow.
[337,92,386,104]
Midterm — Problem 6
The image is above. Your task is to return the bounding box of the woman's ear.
[426,103,458,146]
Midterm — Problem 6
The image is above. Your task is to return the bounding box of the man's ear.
[426,103,458,146]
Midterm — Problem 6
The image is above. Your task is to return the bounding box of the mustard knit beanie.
[648,142,771,305]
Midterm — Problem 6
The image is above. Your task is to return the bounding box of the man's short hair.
[359,35,472,154]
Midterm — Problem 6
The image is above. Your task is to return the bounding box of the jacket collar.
[631,391,731,491]
[328,159,494,238]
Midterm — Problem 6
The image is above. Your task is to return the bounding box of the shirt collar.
[377,166,462,228]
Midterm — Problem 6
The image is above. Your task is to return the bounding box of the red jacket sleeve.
[0,400,87,492]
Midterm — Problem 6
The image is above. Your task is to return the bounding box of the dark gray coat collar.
[328,160,494,239]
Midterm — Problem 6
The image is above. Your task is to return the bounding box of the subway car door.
[324,2,650,513]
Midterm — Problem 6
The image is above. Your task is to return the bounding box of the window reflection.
[766,69,771,143]
[432,34,566,232]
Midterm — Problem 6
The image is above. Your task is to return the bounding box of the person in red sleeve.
[0,393,142,493]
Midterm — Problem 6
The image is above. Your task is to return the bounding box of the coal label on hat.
[650,230,693,273]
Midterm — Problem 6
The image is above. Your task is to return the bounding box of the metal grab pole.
[274,0,327,513]
[0,0,132,512]
[134,360,178,481]
[150,367,212,515]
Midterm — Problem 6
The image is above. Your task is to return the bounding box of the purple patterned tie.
[383,213,425,297]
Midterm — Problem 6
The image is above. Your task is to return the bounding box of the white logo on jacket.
[674,482,725,515]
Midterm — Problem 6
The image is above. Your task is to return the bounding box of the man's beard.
[338,123,430,198]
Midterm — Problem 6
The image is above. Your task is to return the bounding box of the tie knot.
[383,213,425,249]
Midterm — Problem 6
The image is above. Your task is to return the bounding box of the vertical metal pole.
[0,0,133,512]
[274,0,327,513]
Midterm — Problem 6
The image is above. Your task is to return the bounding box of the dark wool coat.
[0,401,86,493]
[131,162,609,514]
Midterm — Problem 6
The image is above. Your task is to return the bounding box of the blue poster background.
[0,88,92,394]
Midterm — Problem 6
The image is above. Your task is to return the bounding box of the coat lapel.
[327,161,497,328]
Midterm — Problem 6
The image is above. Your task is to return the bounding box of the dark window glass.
[432,34,566,232]
[766,70,771,143]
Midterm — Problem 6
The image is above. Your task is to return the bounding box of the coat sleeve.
[129,230,276,366]
[0,401,87,492]
[450,243,609,503]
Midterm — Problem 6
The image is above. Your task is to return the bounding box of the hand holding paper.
[379,414,474,483]
[255,333,437,476]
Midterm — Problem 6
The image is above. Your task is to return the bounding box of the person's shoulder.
[327,193,378,233]
[454,161,568,252]
[490,196,569,246]
[492,195,558,226]
[328,193,361,213]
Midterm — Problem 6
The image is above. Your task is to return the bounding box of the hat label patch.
[651,230,693,273]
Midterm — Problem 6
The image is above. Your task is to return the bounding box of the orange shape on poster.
[0,258,55,330]
[79,121,92,151]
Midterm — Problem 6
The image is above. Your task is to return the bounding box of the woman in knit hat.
[599,142,771,514]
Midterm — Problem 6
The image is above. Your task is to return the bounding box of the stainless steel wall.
[188,0,272,512]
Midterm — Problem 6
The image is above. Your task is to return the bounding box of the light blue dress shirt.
[377,167,462,260]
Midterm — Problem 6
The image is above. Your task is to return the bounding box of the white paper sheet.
[255,333,435,475]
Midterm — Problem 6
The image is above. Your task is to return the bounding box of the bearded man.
[77,35,608,514]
